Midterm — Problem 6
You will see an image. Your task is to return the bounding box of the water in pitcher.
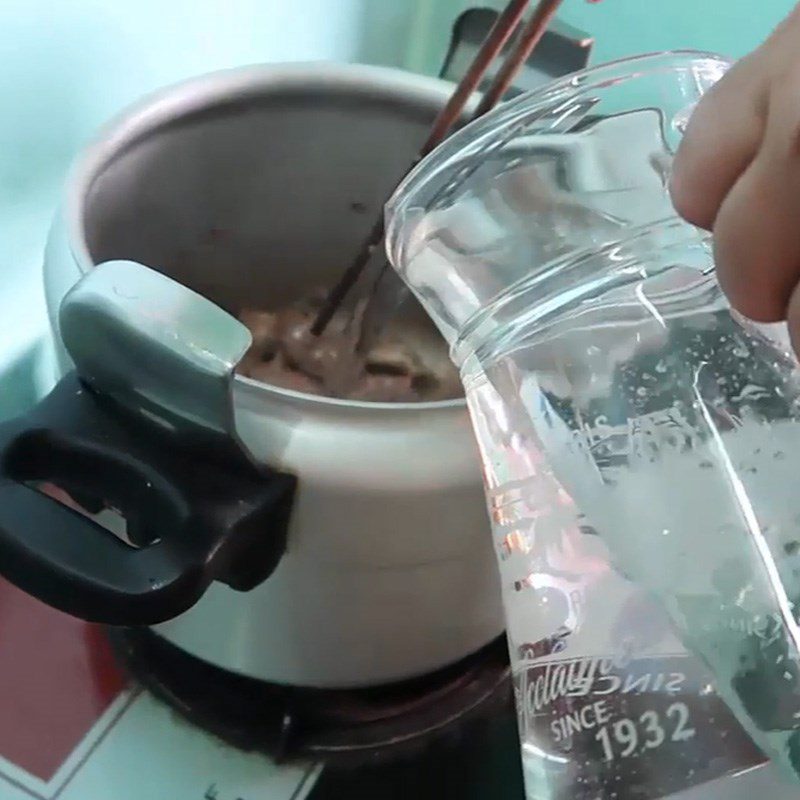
[464,300,800,797]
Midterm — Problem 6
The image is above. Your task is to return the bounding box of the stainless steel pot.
[28,63,503,688]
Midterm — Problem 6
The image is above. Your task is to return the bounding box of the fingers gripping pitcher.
[387,52,800,798]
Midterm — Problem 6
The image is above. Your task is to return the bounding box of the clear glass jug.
[387,52,800,799]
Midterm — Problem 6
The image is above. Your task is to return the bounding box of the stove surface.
[0,577,320,800]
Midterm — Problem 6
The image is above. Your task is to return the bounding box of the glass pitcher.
[387,52,800,798]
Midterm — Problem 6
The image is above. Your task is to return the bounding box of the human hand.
[670,5,800,351]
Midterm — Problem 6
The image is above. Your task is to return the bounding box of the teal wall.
[401,0,799,74]
[558,0,797,62]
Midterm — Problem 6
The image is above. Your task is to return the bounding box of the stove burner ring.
[108,628,512,766]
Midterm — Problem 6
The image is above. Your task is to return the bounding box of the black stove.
[108,628,516,771]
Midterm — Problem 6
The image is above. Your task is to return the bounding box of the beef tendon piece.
[350,373,417,403]
[239,309,279,357]
[248,352,322,395]
[364,340,423,377]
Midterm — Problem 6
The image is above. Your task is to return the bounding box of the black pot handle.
[0,260,297,625]
[0,371,296,625]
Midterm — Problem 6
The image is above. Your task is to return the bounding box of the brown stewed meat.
[235,292,461,402]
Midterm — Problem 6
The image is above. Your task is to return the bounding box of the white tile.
[57,692,321,800]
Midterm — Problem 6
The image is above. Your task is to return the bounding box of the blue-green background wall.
[398,0,798,74]
[559,0,795,62]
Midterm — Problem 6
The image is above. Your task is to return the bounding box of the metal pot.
[6,62,504,688]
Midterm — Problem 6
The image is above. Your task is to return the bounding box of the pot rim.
[63,61,467,413]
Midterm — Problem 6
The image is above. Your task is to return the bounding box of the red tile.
[0,578,126,781]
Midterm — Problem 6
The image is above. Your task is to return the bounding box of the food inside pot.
[236,289,462,402]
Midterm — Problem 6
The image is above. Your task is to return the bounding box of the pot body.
[42,62,503,688]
